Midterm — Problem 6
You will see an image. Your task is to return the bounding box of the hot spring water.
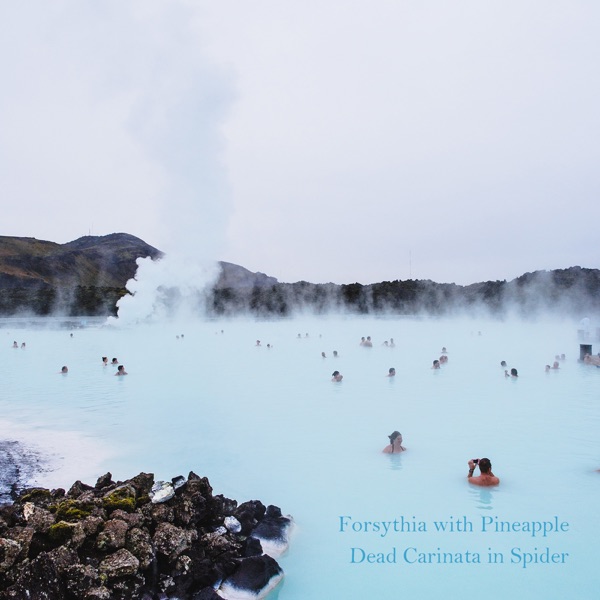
[1,315,599,599]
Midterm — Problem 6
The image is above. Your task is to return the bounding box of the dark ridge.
[0,234,599,318]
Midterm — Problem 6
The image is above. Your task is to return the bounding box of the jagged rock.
[192,587,222,599]
[217,555,284,600]
[67,479,94,498]
[107,508,143,528]
[126,527,154,570]
[0,538,21,572]
[127,472,155,495]
[85,586,112,599]
[0,471,290,599]
[102,484,137,513]
[94,472,114,489]
[82,515,104,536]
[22,502,54,531]
[4,546,78,599]
[99,548,140,579]
[63,563,101,597]
[233,500,266,535]
[249,505,293,558]
[244,536,263,557]
[96,518,129,551]
[172,475,186,489]
[153,522,196,560]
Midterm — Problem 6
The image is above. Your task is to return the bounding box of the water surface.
[1,316,598,600]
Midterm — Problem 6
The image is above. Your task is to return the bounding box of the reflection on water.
[385,452,403,471]
[1,315,599,600]
[469,486,495,511]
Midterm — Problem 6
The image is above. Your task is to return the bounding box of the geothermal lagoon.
[1,315,599,599]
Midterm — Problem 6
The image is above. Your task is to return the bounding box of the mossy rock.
[51,499,93,521]
[135,494,150,508]
[102,485,136,513]
[20,488,52,504]
[48,521,76,544]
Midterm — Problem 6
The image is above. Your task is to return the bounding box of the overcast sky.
[2,1,599,286]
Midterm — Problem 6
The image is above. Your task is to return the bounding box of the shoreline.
[0,420,117,500]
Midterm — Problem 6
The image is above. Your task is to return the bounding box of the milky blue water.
[1,315,599,600]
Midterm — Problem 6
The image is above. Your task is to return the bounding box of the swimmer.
[382,340,389,347]
[500,360,507,368]
[389,338,395,347]
[331,370,343,382]
[359,337,366,346]
[545,365,551,372]
[111,358,119,365]
[387,367,396,377]
[60,366,68,374]
[383,431,406,454]
[12,341,18,348]
[256,340,261,346]
[583,353,600,366]
[115,365,128,376]
[552,361,560,370]
[321,352,327,358]
[505,368,518,378]
[20,342,26,349]
[439,355,448,364]
[333,350,338,357]
[467,458,499,486]
[432,359,440,369]
[441,347,447,354]
[560,353,565,360]
[364,336,373,347]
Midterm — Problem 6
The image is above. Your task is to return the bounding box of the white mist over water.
[113,5,234,324]
[1,315,599,600]
[115,254,221,324]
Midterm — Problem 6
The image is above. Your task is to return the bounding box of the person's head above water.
[383,431,405,453]
[331,370,343,382]
[389,431,402,443]
[478,457,492,473]
[388,367,396,376]
[467,457,499,486]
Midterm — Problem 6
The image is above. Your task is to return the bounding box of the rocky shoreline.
[0,470,292,599]
[0,441,47,506]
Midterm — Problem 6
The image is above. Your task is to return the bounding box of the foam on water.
[1,315,599,600]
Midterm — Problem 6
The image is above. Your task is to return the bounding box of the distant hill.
[0,233,599,318]
[216,261,278,289]
[0,233,163,315]
[0,233,162,289]
[0,234,278,316]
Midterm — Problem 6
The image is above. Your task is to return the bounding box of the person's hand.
[468,460,476,469]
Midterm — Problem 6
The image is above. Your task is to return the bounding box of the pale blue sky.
[2,1,599,285]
